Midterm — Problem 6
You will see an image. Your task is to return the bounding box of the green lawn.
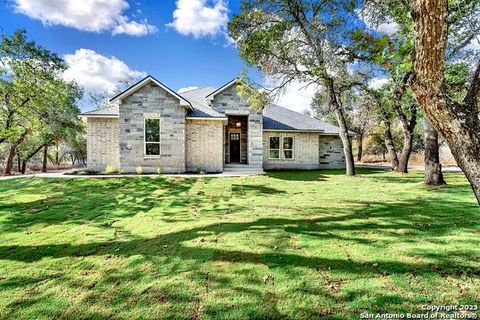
[0,169,479,319]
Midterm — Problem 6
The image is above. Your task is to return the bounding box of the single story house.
[80,76,346,173]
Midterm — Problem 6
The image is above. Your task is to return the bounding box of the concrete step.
[224,164,262,168]
[223,165,264,174]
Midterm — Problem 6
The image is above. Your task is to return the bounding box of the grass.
[0,168,478,319]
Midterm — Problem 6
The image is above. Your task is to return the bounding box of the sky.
[0,0,393,113]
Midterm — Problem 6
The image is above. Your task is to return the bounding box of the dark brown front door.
[230,133,241,163]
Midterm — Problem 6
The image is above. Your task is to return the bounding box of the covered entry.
[225,116,248,164]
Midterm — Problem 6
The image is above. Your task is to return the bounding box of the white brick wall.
[186,119,224,172]
[262,132,345,170]
[87,118,119,171]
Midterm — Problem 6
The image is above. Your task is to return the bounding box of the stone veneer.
[211,84,263,167]
[118,83,187,173]
[318,135,346,169]
[87,117,119,171]
[263,132,345,170]
[185,119,224,172]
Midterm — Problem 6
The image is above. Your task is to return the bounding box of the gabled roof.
[80,105,119,118]
[109,75,192,109]
[205,78,239,100]
[263,105,344,135]
[79,76,346,135]
[182,87,226,118]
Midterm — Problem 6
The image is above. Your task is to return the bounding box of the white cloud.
[167,0,229,38]
[112,17,158,37]
[272,80,318,113]
[465,37,480,51]
[178,86,199,93]
[357,8,399,36]
[13,0,157,36]
[63,49,146,93]
[369,77,390,89]
[374,22,399,35]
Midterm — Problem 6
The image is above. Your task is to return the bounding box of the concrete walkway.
[0,169,265,181]
[356,163,463,173]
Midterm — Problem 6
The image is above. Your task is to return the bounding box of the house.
[80,76,346,173]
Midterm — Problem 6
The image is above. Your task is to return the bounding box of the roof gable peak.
[110,75,192,110]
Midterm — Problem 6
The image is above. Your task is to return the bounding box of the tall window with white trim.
[269,137,280,159]
[145,118,160,156]
[283,137,294,159]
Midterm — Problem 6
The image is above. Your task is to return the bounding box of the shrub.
[136,166,143,175]
[104,165,119,174]
[197,168,207,175]
[156,167,162,175]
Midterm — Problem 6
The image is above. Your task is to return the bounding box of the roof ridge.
[82,105,116,114]
[179,86,214,94]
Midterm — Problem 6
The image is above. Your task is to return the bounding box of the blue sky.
[0,0,395,112]
[0,0,268,110]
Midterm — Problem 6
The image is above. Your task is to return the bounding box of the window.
[145,118,160,156]
[283,137,294,159]
[269,137,280,159]
[269,136,294,160]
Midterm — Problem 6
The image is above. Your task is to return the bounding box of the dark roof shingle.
[263,105,341,134]
[80,105,119,117]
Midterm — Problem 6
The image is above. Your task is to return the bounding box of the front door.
[230,133,241,163]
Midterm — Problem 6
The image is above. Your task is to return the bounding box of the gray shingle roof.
[181,87,226,118]
[263,105,341,134]
[80,105,119,117]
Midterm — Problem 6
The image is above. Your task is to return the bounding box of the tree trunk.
[21,161,27,174]
[55,144,59,165]
[382,116,399,170]
[424,119,446,186]
[17,152,21,173]
[42,145,48,173]
[4,130,28,176]
[357,133,363,162]
[397,131,414,173]
[327,78,356,176]
[392,78,417,174]
[21,142,51,175]
[410,0,480,204]
[394,103,417,173]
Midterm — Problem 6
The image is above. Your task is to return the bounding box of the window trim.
[144,117,161,158]
[268,136,295,160]
[282,136,295,160]
[268,136,281,160]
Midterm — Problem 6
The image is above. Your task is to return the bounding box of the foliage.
[135,166,143,175]
[104,165,119,174]
[0,171,478,318]
[0,30,83,173]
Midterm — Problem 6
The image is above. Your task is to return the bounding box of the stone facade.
[210,84,263,167]
[186,119,224,172]
[85,81,346,173]
[118,83,187,173]
[87,118,119,171]
[262,132,344,170]
[319,135,346,169]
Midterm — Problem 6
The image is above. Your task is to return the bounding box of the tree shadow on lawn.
[1,193,478,318]
[266,168,386,181]
[1,197,478,275]
[0,177,288,232]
